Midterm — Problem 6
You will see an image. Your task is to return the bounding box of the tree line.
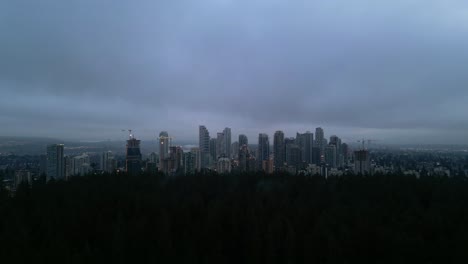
[1,171,468,263]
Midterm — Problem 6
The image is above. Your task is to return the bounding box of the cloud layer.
[1,0,468,144]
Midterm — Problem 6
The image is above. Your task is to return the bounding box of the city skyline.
[2,0,468,144]
[2,1,468,261]
[3,124,468,147]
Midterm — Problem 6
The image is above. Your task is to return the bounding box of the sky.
[1,0,468,144]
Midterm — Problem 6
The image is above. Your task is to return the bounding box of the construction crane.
[366,139,379,149]
[158,135,175,148]
[121,129,134,139]
[357,139,379,150]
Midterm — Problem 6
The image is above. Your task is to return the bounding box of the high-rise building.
[354,150,371,175]
[297,131,314,164]
[315,127,325,154]
[329,135,340,146]
[199,126,210,170]
[231,141,239,160]
[159,131,170,169]
[184,149,198,175]
[262,158,274,174]
[15,170,31,188]
[285,138,301,169]
[161,146,184,175]
[257,133,270,170]
[284,137,295,161]
[223,127,231,159]
[214,127,232,159]
[217,158,231,174]
[108,159,117,173]
[311,147,321,165]
[149,152,158,164]
[171,146,184,173]
[296,132,304,158]
[102,152,117,174]
[238,144,249,172]
[325,145,337,168]
[329,135,343,167]
[64,156,72,179]
[146,152,159,174]
[146,162,158,174]
[126,134,142,176]
[342,143,349,165]
[209,138,217,162]
[247,156,257,172]
[238,144,257,172]
[216,132,225,158]
[39,154,47,175]
[239,134,248,147]
[273,131,285,170]
[72,154,91,176]
[100,151,114,172]
[46,144,64,181]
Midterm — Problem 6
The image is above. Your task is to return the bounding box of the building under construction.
[354,150,370,175]
[126,131,142,176]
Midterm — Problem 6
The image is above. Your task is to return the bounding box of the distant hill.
[0,136,181,156]
[0,136,63,155]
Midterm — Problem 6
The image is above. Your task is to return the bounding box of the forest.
[1,171,468,263]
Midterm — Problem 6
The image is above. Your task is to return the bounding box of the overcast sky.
[1,0,468,144]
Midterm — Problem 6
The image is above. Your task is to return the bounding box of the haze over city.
[2,0,468,143]
[4,1,468,262]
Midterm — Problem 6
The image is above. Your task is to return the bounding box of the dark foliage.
[1,171,468,263]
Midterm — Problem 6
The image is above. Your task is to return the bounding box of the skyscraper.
[223,127,231,159]
[214,127,232,159]
[257,133,270,170]
[72,153,91,176]
[296,132,304,156]
[342,143,349,165]
[15,170,31,188]
[39,154,47,175]
[216,132,225,158]
[297,131,314,164]
[64,156,72,179]
[238,144,249,172]
[162,146,184,175]
[231,141,239,160]
[329,135,340,146]
[217,158,231,174]
[315,127,325,154]
[149,152,158,163]
[159,131,169,169]
[209,138,217,162]
[312,146,321,165]
[100,151,114,172]
[285,138,301,169]
[126,134,142,176]
[273,130,285,170]
[146,162,158,174]
[325,144,337,168]
[199,126,210,170]
[239,134,248,147]
[174,146,184,172]
[329,135,343,167]
[46,144,64,181]
[262,158,274,174]
[354,150,371,175]
[184,148,198,175]
[147,152,158,174]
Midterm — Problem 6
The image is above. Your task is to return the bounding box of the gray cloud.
[1,0,468,144]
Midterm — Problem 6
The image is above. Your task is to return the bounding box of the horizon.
[3,134,468,148]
